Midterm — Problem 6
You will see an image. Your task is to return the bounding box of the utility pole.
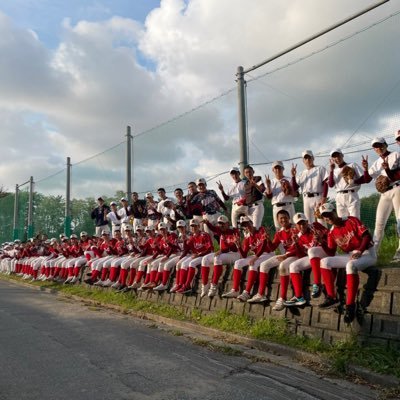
[13,184,19,240]
[65,157,72,236]
[126,125,133,200]
[27,176,34,239]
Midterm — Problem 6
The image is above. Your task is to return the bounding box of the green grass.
[3,274,400,379]
[378,235,398,266]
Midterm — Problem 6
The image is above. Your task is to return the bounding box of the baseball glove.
[280,179,294,196]
[341,165,356,185]
[375,175,390,193]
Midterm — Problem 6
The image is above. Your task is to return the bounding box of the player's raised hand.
[330,158,335,171]
[216,180,224,191]
[265,174,271,187]
[382,157,389,170]
[291,163,297,177]
[361,155,368,170]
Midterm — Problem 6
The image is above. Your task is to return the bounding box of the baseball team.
[1,132,400,324]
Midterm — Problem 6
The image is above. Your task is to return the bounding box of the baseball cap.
[302,150,314,158]
[395,130,400,141]
[158,222,168,230]
[196,178,206,185]
[272,161,284,169]
[239,216,252,224]
[176,220,187,228]
[136,225,145,231]
[80,231,88,237]
[217,215,229,224]
[293,212,308,224]
[124,225,133,231]
[50,238,57,243]
[114,227,121,232]
[120,197,127,202]
[371,137,386,147]
[97,197,104,202]
[70,234,78,239]
[145,192,153,198]
[101,230,110,235]
[110,201,117,206]
[319,203,336,215]
[189,219,200,226]
[230,167,240,173]
[145,226,155,231]
[330,148,343,157]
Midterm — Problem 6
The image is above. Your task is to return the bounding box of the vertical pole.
[65,157,72,237]
[126,126,132,199]
[13,184,19,240]
[237,66,248,175]
[27,176,34,239]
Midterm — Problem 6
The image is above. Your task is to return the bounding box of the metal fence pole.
[237,66,248,175]
[65,157,72,236]
[27,176,34,239]
[126,126,133,199]
[13,184,19,240]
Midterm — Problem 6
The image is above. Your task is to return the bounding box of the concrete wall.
[135,266,400,347]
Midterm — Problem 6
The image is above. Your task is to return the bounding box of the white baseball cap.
[319,203,336,215]
[293,212,308,224]
[272,161,284,169]
[330,148,343,157]
[371,137,386,147]
[302,150,314,158]
[120,197,127,202]
[217,215,229,224]
[80,231,88,237]
[145,192,153,198]
[114,227,121,232]
[158,222,168,230]
[230,167,240,173]
[136,225,145,231]
[176,220,187,228]
[145,226,155,231]
[70,234,78,239]
[110,201,117,206]
[239,216,252,224]
[196,178,206,185]
[101,230,110,235]
[124,225,133,231]
[189,219,200,226]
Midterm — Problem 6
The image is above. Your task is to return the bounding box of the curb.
[3,276,399,389]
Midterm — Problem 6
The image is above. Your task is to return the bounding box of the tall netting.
[245,10,400,234]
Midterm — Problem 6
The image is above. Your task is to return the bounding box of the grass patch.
[190,337,244,356]
[378,235,398,266]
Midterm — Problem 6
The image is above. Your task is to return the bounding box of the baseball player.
[360,137,400,261]
[200,215,241,298]
[91,197,110,236]
[243,165,265,229]
[318,203,376,323]
[145,193,161,228]
[119,197,132,236]
[291,150,328,224]
[107,201,122,236]
[222,216,274,301]
[217,167,247,228]
[264,161,296,229]
[130,192,147,233]
[328,148,366,219]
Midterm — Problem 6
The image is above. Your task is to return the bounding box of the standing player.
[145,193,161,228]
[264,161,296,229]
[91,197,110,236]
[291,150,328,224]
[242,165,265,229]
[107,201,122,236]
[217,167,247,228]
[361,137,400,261]
[328,148,366,219]
[318,203,376,323]
[130,192,147,233]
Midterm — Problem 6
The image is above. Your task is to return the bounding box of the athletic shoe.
[102,279,113,287]
[120,286,131,293]
[111,282,122,290]
[177,284,192,294]
[272,297,285,311]
[154,283,168,291]
[284,296,306,307]
[311,284,322,298]
[141,282,155,290]
[207,284,218,298]
[221,289,239,298]
[344,303,356,324]
[318,296,339,309]
[237,291,250,302]
[84,278,95,285]
[169,284,181,293]
[130,282,140,290]
[247,293,267,303]
[200,283,210,298]
[391,249,400,262]
[69,276,79,284]
[64,276,73,284]
[93,280,104,286]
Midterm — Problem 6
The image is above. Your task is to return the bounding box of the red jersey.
[327,216,372,253]
[69,243,83,257]
[185,232,213,257]
[240,227,272,257]
[157,233,180,257]
[206,223,240,253]
[99,238,117,256]
[115,239,128,256]
[140,235,161,256]
[271,225,299,255]
[295,222,333,257]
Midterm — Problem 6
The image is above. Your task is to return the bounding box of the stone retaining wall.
[133,266,400,347]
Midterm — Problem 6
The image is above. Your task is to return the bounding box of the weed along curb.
[2,276,400,391]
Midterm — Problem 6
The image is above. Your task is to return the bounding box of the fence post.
[13,184,19,240]
[65,157,72,236]
[126,126,133,199]
[27,176,34,239]
[237,66,248,175]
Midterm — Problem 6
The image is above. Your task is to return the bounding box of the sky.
[0,0,399,200]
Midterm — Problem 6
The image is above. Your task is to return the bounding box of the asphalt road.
[0,280,377,400]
